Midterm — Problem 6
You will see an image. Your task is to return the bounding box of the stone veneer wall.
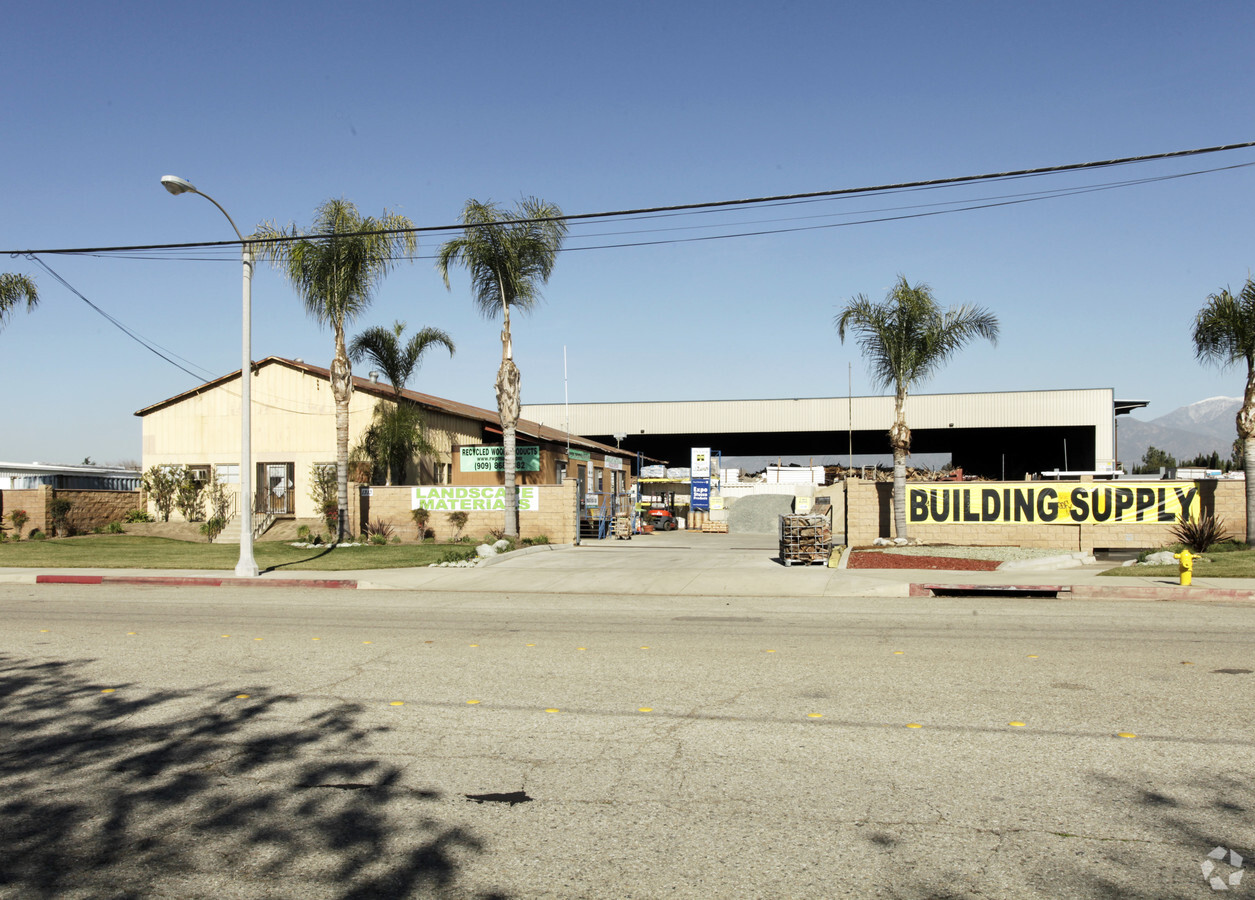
[360,481,579,545]
[0,487,142,537]
[843,478,1246,551]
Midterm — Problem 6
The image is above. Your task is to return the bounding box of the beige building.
[136,356,634,526]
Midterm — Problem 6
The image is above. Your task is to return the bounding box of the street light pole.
[161,175,259,576]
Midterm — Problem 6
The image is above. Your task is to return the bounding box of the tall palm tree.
[0,273,39,333]
[1192,276,1255,547]
[349,320,454,484]
[436,197,567,538]
[254,199,416,541]
[837,276,999,540]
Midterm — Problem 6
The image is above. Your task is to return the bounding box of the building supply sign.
[907,482,1199,525]
[413,486,539,512]
[459,445,540,472]
[691,477,710,510]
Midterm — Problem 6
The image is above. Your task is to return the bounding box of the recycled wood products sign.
[907,482,1200,525]
[459,445,540,472]
[412,486,539,512]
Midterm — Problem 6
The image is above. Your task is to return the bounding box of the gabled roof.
[135,356,632,459]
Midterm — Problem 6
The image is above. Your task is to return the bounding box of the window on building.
[215,464,240,484]
[188,465,211,484]
[556,461,567,485]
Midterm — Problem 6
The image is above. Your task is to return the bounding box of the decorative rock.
[1142,550,1176,566]
[493,539,512,552]
[873,537,893,546]
[476,543,498,558]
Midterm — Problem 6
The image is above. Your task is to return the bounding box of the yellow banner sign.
[907,482,1199,525]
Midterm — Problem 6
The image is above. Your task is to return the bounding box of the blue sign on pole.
[691,477,710,510]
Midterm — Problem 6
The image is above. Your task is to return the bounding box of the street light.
[161,175,259,576]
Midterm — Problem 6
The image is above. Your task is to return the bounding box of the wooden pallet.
[700,521,728,533]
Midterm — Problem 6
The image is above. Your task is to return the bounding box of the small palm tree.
[437,197,567,538]
[349,321,454,485]
[254,199,416,541]
[1191,276,1255,547]
[0,273,39,333]
[837,276,999,539]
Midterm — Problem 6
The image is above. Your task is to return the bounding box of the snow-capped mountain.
[1118,397,1241,467]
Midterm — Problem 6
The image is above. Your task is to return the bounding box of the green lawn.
[0,535,464,571]
[1100,547,1255,578]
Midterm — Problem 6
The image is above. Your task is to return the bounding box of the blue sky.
[5,1,1255,466]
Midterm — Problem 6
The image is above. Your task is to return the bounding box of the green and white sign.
[459,445,540,472]
[412,486,539,512]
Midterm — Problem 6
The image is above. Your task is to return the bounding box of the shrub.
[49,498,73,537]
[447,511,469,541]
[9,509,29,541]
[371,533,388,546]
[174,473,205,522]
[438,545,477,564]
[521,535,550,546]
[107,522,125,534]
[28,529,46,541]
[364,518,395,541]
[123,508,154,524]
[390,535,400,544]
[200,516,228,543]
[142,466,182,522]
[411,507,430,540]
[309,464,338,535]
[297,525,311,540]
[1170,513,1233,553]
[92,526,106,534]
[422,527,435,541]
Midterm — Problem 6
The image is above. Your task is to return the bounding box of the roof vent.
[294,357,304,364]
[369,371,380,383]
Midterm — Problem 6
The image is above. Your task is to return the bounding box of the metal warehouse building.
[522,389,1146,479]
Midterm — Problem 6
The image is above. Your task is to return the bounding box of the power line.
[9,140,1255,257]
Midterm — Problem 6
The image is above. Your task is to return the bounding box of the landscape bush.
[1170,512,1233,553]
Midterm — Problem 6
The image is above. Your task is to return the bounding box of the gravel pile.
[726,495,797,534]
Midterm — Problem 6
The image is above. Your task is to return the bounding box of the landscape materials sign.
[691,447,711,478]
[907,482,1200,525]
[459,445,540,472]
[412,486,539,512]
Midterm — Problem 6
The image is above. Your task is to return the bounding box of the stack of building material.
[779,514,833,566]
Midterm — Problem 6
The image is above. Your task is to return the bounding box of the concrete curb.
[477,542,576,567]
[909,581,1255,603]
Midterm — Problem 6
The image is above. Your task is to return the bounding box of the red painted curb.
[34,575,356,590]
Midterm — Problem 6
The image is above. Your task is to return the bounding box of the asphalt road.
[1,584,1252,899]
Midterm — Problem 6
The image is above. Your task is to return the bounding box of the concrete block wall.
[0,487,141,537]
[361,481,579,545]
[843,478,1247,551]
[0,488,47,538]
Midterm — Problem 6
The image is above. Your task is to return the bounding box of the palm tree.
[254,199,416,541]
[837,276,999,540]
[1192,276,1255,547]
[436,197,567,538]
[349,320,455,397]
[348,320,453,485]
[0,273,39,332]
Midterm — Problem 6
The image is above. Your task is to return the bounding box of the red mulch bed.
[847,552,1001,571]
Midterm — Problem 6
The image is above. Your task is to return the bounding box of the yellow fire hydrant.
[1173,548,1194,586]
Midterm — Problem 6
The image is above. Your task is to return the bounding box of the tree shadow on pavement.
[0,654,509,900]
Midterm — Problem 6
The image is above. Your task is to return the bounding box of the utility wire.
[9,140,1255,257]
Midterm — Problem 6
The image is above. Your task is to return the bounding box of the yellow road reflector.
[362,641,373,645]
[220,634,230,638]
[126,632,137,636]
[39,629,49,633]
[1181,661,1194,665]
[235,694,250,699]
[254,638,263,641]
[389,701,404,706]
[1117,732,1137,738]
[469,643,479,647]
[807,713,823,718]
[312,637,320,641]
[1027,655,1039,659]
[893,651,904,655]
[765,649,777,653]
[545,708,560,713]
[526,643,536,647]
[466,699,481,705]
[638,707,653,712]
[1009,721,1026,727]
[906,723,922,729]
[100,688,116,694]
[640,646,651,650]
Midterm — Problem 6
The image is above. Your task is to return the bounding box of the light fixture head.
[160,175,197,196]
